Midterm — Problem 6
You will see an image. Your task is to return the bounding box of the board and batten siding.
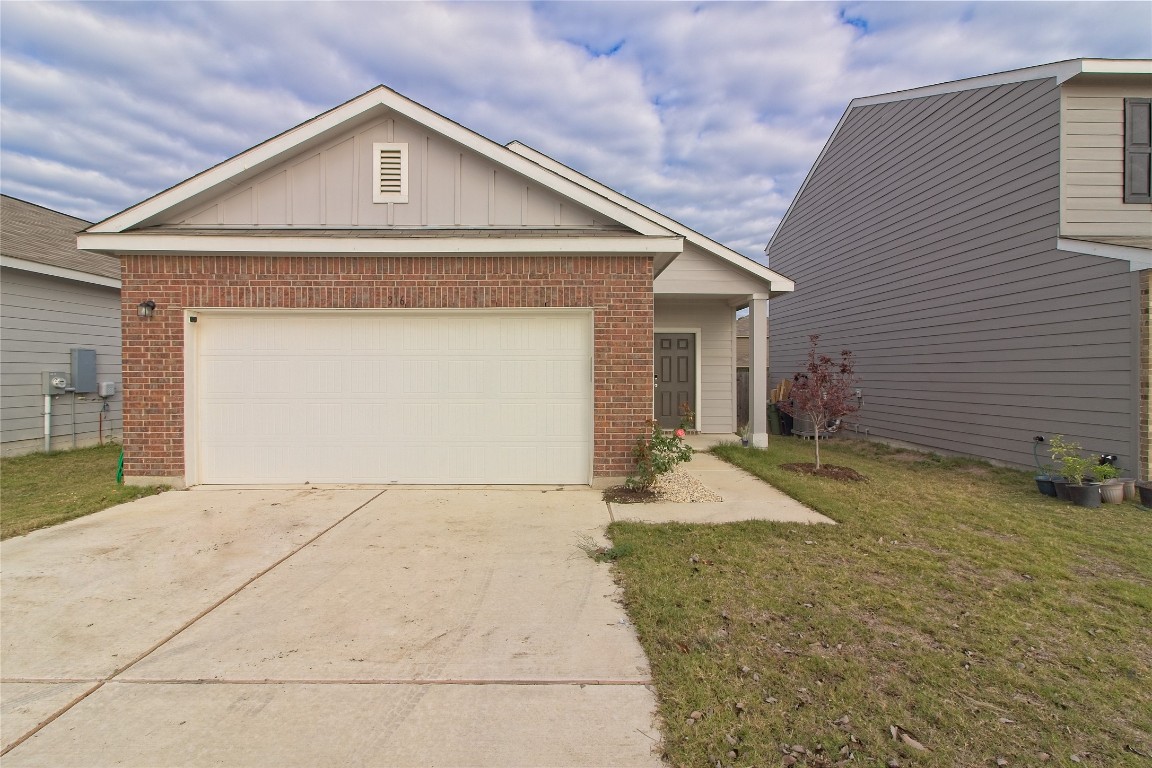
[1061,82,1152,238]
[160,114,610,229]
[0,268,122,455]
[768,77,1144,473]
[654,298,735,433]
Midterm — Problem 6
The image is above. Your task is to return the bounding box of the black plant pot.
[1138,483,1152,509]
[1035,475,1057,497]
[1052,477,1071,501]
[1067,483,1101,508]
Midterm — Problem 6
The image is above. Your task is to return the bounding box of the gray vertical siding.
[1,268,123,455]
[768,78,1141,472]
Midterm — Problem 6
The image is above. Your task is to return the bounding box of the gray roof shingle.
[1,195,118,280]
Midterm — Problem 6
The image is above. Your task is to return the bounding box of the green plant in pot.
[1045,435,1076,501]
[1092,462,1124,503]
[1060,449,1101,508]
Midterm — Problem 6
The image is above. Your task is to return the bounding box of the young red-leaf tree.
[777,335,859,469]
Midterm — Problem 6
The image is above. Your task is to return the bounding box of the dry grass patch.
[606,439,1151,767]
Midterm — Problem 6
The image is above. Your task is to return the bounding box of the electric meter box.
[42,371,70,394]
[70,348,97,393]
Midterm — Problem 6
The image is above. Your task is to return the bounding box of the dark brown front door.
[654,333,695,429]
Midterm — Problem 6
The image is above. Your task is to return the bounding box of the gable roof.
[1,195,119,286]
[767,58,1152,256]
[507,141,794,295]
[85,85,674,238]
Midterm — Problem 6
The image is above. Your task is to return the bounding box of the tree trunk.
[814,429,821,469]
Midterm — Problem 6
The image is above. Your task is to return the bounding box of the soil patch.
[780,463,867,482]
[602,486,660,504]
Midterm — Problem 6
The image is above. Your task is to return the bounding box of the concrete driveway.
[1,488,663,767]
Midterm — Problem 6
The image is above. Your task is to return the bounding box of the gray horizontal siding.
[768,77,1142,472]
[1,268,123,455]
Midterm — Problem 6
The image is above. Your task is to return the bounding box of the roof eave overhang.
[87,86,673,238]
[77,232,684,258]
[0,255,121,288]
[506,141,794,294]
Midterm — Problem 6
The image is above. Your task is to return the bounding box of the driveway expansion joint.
[0,489,386,758]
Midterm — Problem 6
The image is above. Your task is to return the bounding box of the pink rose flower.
[675,428,686,438]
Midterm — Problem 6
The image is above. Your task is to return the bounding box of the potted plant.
[1045,435,1076,501]
[1092,462,1124,504]
[1060,450,1101,508]
[1138,482,1152,508]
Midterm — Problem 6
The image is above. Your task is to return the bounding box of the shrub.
[626,420,693,490]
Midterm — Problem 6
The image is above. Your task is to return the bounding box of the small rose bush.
[626,420,694,490]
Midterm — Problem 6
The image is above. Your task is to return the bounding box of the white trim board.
[1057,238,1152,271]
[0,255,121,289]
[78,233,684,257]
[509,141,795,295]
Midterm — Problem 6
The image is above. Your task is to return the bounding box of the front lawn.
[607,438,1151,767]
[1,444,165,539]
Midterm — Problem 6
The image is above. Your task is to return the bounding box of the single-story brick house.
[79,86,792,487]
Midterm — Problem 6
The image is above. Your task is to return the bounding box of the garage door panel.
[194,311,591,484]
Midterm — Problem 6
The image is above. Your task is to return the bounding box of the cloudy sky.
[1,2,1149,260]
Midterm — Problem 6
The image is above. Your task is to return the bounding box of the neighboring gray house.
[767,59,1152,477]
[1,195,122,456]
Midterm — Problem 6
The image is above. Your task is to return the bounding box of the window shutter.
[1125,98,1151,204]
[372,143,409,203]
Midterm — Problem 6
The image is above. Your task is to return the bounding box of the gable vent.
[373,142,409,204]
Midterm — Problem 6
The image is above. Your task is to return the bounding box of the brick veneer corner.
[121,254,653,483]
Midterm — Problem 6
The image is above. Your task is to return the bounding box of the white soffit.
[1057,238,1152,271]
[508,141,794,294]
[88,86,674,238]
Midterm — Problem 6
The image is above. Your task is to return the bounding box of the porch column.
[749,294,770,448]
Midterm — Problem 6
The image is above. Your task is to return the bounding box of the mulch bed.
[602,486,659,504]
[780,463,868,482]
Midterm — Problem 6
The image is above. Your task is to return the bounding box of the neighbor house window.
[1125,98,1151,204]
[373,142,409,204]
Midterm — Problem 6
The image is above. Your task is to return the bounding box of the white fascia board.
[849,59,1151,110]
[90,86,670,238]
[1057,238,1152,270]
[508,141,793,292]
[0,255,120,288]
[77,232,684,256]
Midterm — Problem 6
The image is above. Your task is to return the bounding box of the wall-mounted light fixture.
[137,300,156,319]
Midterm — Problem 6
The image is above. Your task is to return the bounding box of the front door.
[654,333,695,429]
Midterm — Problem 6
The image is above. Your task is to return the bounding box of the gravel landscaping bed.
[651,466,722,503]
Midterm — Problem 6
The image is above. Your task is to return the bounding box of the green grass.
[606,438,1152,767]
[1,444,165,539]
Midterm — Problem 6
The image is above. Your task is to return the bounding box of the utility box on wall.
[70,348,98,394]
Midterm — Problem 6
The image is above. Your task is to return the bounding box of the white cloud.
[1,1,1148,260]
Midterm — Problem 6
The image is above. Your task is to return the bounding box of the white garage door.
[190,311,592,484]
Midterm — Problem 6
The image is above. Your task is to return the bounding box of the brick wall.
[121,254,653,482]
[1142,269,1151,481]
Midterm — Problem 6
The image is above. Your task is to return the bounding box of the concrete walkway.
[612,434,836,525]
[1,488,662,767]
